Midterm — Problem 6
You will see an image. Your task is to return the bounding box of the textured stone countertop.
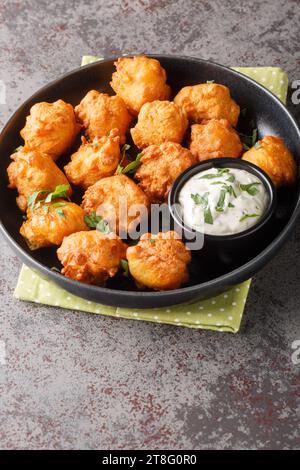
[0,0,300,450]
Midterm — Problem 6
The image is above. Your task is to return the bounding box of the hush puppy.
[189,119,243,161]
[174,83,240,126]
[131,100,188,149]
[110,55,171,115]
[75,90,131,143]
[242,135,297,187]
[20,200,87,250]
[57,230,127,285]
[127,231,191,290]
[135,142,196,203]
[64,129,121,189]
[7,148,72,212]
[82,174,149,236]
[20,99,79,160]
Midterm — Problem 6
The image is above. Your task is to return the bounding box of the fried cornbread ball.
[64,129,121,189]
[7,148,72,212]
[242,136,297,187]
[174,83,240,126]
[75,90,132,143]
[131,100,188,149]
[82,174,149,236]
[57,230,128,285]
[110,55,171,115]
[127,231,191,290]
[135,142,196,203]
[20,99,79,160]
[20,200,87,250]
[189,119,243,161]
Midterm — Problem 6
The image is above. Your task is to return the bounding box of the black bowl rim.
[1,54,300,304]
[168,157,277,241]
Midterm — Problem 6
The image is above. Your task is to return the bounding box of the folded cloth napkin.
[14,58,289,332]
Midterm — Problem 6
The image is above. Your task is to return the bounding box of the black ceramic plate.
[1,55,300,308]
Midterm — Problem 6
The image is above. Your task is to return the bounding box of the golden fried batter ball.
[131,100,188,149]
[57,230,127,285]
[189,119,243,161]
[110,55,171,116]
[135,142,196,203]
[20,200,87,250]
[20,99,79,160]
[82,174,149,236]
[127,231,191,291]
[174,83,240,126]
[75,90,132,143]
[242,135,297,187]
[7,148,72,212]
[64,129,121,189]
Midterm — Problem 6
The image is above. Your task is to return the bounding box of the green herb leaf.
[206,80,215,84]
[226,174,235,183]
[204,206,214,225]
[215,189,227,212]
[238,128,258,149]
[14,145,23,152]
[44,184,71,203]
[191,192,208,206]
[96,218,110,234]
[121,152,143,174]
[228,202,235,208]
[84,212,102,228]
[239,212,260,222]
[254,142,262,149]
[27,189,50,210]
[217,168,229,175]
[116,144,131,174]
[56,208,65,217]
[191,193,213,225]
[240,182,261,196]
[120,259,129,278]
[149,239,155,244]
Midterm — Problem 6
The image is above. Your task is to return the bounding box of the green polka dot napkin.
[14,58,289,332]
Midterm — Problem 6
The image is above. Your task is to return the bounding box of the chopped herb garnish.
[56,208,65,217]
[149,239,155,244]
[228,202,235,208]
[254,142,262,149]
[198,168,229,180]
[226,174,235,183]
[84,211,110,233]
[206,80,215,84]
[96,218,110,234]
[210,181,224,185]
[215,189,227,212]
[44,184,71,203]
[116,144,131,174]
[238,128,258,150]
[217,168,230,175]
[239,213,259,222]
[84,212,101,228]
[191,192,213,225]
[14,145,23,152]
[120,152,143,174]
[120,259,129,278]
[28,189,50,210]
[240,182,260,196]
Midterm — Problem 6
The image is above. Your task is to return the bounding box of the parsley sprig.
[27,184,71,211]
[84,212,110,234]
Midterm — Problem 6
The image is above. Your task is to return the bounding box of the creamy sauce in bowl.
[178,167,269,236]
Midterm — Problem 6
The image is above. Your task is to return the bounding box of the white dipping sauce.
[179,167,269,235]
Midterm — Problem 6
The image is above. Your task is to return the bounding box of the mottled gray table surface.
[0,0,300,450]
